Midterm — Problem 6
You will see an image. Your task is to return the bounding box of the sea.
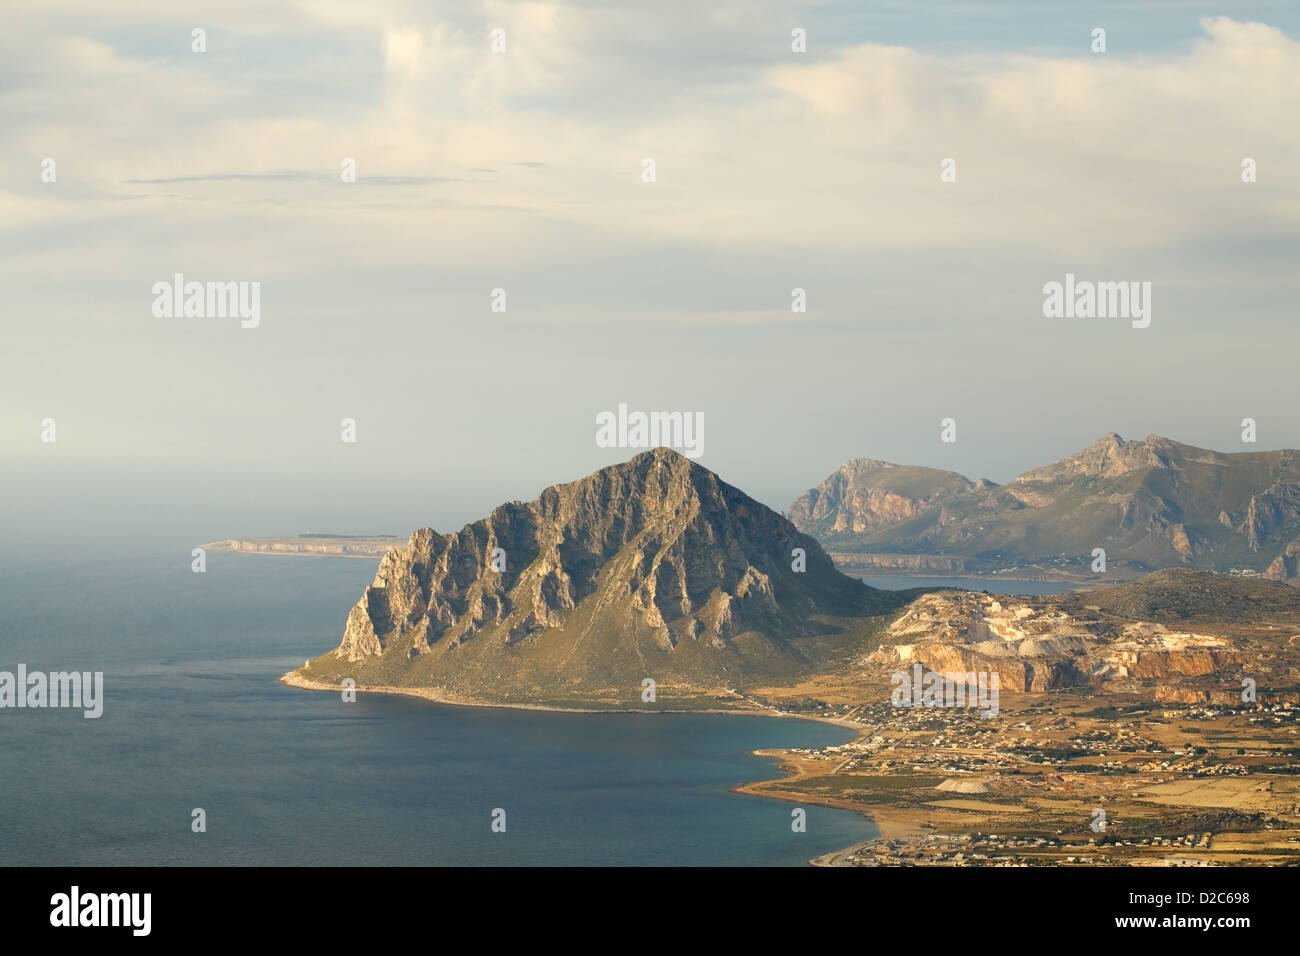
[0,548,882,866]
[857,574,1075,595]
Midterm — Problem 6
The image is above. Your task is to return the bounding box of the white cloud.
[6,8,1296,273]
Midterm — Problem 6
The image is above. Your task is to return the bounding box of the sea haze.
[0,549,877,865]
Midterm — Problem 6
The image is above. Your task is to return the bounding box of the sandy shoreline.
[278,669,863,727]
[279,669,881,863]
[281,670,777,717]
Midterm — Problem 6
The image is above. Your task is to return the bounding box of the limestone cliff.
[1265,537,1300,583]
[862,573,1280,694]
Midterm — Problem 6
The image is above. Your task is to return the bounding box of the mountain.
[291,448,907,708]
[790,434,1300,578]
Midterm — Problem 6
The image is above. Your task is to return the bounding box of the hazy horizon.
[5,428,1296,562]
[5,1,1300,543]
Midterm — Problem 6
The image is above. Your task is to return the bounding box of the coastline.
[205,548,387,560]
[279,668,881,864]
[728,746,904,864]
[278,669,863,727]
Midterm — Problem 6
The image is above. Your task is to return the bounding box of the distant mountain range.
[790,434,1300,581]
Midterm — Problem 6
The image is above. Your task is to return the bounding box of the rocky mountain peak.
[330,450,878,694]
[1014,432,1169,483]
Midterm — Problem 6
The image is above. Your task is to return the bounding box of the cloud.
[2,9,1296,267]
[2,3,1299,496]
[122,171,450,185]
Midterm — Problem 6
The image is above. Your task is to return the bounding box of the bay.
[0,550,877,866]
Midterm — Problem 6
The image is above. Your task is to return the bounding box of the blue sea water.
[0,550,877,866]
[859,574,1075,595]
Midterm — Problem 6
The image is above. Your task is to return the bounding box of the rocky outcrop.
[1014,432,1168,484]
[789,460,979,536]
[1243,484,1300,550]
[327,449,883,690]
[1095,624,1240,680]
[870,588,1242,693]
[1265,537,1300,583]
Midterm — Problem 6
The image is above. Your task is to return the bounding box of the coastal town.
[736,693,1300,866]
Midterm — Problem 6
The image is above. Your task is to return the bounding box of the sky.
[3,1,1299,547]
